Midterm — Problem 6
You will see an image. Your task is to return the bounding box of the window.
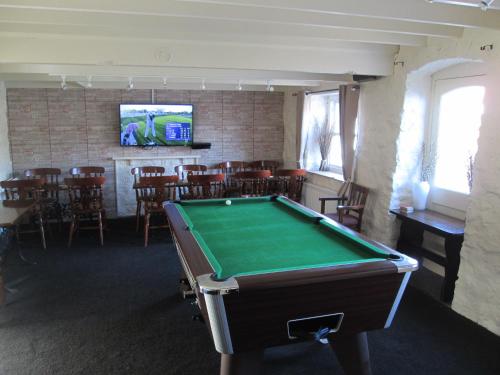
[427,68,485,214]
[305,92,342,174]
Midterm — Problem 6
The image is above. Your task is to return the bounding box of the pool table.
[164,196,418,375]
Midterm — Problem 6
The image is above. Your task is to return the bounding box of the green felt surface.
[176,197,390,279]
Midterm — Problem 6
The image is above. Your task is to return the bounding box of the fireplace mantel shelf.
[112,155,200,161]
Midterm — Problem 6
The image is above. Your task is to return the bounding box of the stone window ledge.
[306,170,345,182]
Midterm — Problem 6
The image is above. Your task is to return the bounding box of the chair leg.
[98,211,104,246]
[38,212,47,250]
[136,201,142,233]
[68,215,76,248]
[144,212,150,247]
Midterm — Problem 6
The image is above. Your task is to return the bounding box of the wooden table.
[0,200,36,305]
[390,209,465,303]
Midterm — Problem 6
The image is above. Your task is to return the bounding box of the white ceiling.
[0,0,498,90]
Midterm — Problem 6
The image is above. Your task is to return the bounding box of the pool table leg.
[330,332,372,375]
[220,350,263,375]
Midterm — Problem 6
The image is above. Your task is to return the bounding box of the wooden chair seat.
[324,212,359,228]
[319,182,369,232]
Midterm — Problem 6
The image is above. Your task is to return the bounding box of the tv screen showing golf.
[119,104,193,146]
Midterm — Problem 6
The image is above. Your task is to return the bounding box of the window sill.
[306,170,344,182]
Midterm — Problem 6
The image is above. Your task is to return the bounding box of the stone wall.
[358,29,500,335]
[283,29,500,335]
[6,89,284,216]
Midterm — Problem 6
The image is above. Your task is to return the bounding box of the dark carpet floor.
[1,219,499,375]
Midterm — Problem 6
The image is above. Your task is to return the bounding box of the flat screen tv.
[119,104,193,146]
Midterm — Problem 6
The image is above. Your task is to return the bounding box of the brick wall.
[6,88,284,216]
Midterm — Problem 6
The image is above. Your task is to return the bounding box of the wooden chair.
[69,166,105,177]
[318,179,351,214]
[174,164,207,181]
[185,174,225,199]
[65,177,106,247]
[233,170,272,197]
[320,182,369,232]
[24,168,63,230]
[131,166,165,232]
[216,161,248,197]
[250,160,280,176]
[0,178,47,249]
[136,175,178,247]
[274,169,307,202]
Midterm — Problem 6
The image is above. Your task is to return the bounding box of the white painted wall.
[0,81,12,181]
[283,29,500,334]
[358,29,500,335]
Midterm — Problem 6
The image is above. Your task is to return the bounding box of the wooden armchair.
[131,166,165,232]
[0,178,47,249]
[274,169,306,202]
[65,177,106,247]
[186,174,225,199]
[136,175,178,247]
[233,170,272,197]
[320,181,369,232]
[25,168,63,230]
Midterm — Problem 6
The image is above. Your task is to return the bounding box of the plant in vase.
[413,143,436,210]
[315,111,335,172]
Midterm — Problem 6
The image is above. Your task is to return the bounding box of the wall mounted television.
[120,104,193,146]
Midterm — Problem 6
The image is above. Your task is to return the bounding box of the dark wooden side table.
[390,209,465,303]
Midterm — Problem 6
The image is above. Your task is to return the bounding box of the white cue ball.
[225,200,232,206]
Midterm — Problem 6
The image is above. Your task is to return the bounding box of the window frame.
[425,63,485,218]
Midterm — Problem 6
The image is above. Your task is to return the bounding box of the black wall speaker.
[191,142,211,149]
[352,75,379,82]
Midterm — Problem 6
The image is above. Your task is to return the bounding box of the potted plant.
[413,143,436,210]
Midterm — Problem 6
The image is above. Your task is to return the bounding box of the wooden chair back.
[186,174,225,199]
[70,166,105,178]
[233,170,272,197]
[346,182,369,208]
[25,168,62,200]
[137,175,178,209]
[64,177,106,212]
[131,166,165,184]
[174,164,207,181]
[336,182,370,232]
[274,169,306,202]
[250,160,280,175]
[0,178,45,201]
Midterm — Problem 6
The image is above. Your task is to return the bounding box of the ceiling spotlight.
[162,77,168,88]
[201,79,206,90]
[86,76,92,88]
[480,0,494,10]
[127,77,134,91]
[237,80,243,91]
[266,81,274,92]
[60,75,67,90]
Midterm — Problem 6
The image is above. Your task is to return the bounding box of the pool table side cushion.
[173,196,394,279]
